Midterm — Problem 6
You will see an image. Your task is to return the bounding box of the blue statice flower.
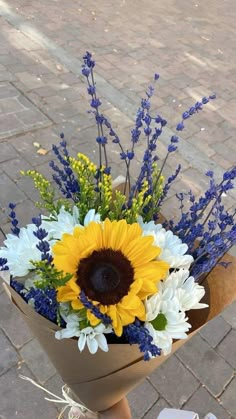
[79,291,112,325]
[124,320,161,361]
[167,167,236,280]
[10,278,25,296]
[25,287,59,323]
[50,139,80,201]
[8,203,20,236]
[0,257,9,271]
[157,164,182,211]
[176,94,217,132]
[32,216,52,264]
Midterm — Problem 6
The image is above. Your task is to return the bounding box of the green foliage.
[31,260,72,289]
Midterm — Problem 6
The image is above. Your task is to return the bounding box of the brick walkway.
[0,0,235,418]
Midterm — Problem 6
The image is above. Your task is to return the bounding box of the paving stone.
[20,338,56,384]
[0,142,18,163]
[43,373,66,413]
[212,143,236,164]
[0,97,26,114]
[0,71,18,82]
[127,380,159,418]
[127,379,159,419]
[0,114,24,139]
[143,398,171,419]
[221,301,236,328]
[199,315,231,348]
[176,334,234,396]
[0,82,51,139]
[184,386,230,419]
[0,83,18,99]
[212,153,232,170]
[0,329,19,375]
[149,355,199,408]
[1,156,33,180]
[0,364,58,419]
[220,378,236,418]
[0,293,32,349]
[15,176,41,202]
[216,329,236,369]
[0,172,27,209]
[11,131,55,167]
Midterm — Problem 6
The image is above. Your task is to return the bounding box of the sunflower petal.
[124,236,160,266]
[87,310,100,326]
[57,286,78,302]
[71,299,84,310]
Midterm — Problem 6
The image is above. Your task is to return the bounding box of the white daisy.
[139,217,193,269]
[145,291,191,355]
[163,269,208,311]
[55,315,112,354]
[0,224,42,277]
[42,207,100,241]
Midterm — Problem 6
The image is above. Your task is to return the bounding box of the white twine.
[19,375,95,418]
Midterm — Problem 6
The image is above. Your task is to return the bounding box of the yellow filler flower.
[53,219,169,336]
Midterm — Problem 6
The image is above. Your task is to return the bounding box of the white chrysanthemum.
[0,224,42,277]
[163,269,208,311]
[42,207,100,241]
[145,290,191,355]
[55,314,112,354]
[139,217,193,269]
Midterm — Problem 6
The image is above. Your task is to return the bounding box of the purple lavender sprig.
[79,291,112,325]
[8,203,20,236]
[124,320,161,361]
[50,134,80,201]
[167,166,236,280]
[82,52,108,186]
[32,216,52,264]
[176,94,216,132]
[0,257,9,271]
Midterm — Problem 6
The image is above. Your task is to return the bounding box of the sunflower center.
[76,249,134,305]
[151,313,168,331]
[90,263,120,292]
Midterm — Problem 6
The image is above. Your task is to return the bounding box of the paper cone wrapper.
[3,254,236,412]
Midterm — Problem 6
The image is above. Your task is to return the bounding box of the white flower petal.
[78,334,87,352]
[141,221,193,269]
[83,209,100,226]
[96,333,109,352]
[87,335,99,354]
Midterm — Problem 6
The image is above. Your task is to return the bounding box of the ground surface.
[0,0,235,418]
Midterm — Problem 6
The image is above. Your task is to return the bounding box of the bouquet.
[0,52,235,413]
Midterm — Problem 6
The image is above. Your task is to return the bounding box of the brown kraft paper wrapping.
[3,254,236,412]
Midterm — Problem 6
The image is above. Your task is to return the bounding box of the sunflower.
[53,219,169,336]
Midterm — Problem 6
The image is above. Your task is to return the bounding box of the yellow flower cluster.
[69,153,98,219]
[21,170,55,212]
[98,167,113,218]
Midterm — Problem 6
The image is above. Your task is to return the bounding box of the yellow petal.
[129,277,143,295]
[68,279,81,294]
[87,310,100,326]
[116,306,135,325]
[57,285,78,302]
[85,222,103,249]
[102,218,113,247]
[125,223,142,243]
[110,219,128,250]
[71,299,84,310]
[107,306,123,336]
[120,294,142,309]
[124,236,160,266]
